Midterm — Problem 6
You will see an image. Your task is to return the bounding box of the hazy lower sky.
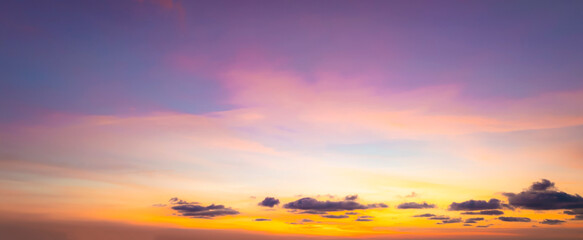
[1,0,583,239]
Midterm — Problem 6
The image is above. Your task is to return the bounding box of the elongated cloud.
[465,218,484,223]
[283,197,386,213]
[449,198,503,211]
[461,210,504,215]
[169,198,240,219]
[429,216,450,220]
[540,219,565,225]
[397,202,436,209]
[504,179,583,210]
[322,214,349,219]
[438,218,462,224]
[413,213,436,218]
[563,209,583,220]
[499,217,531,222]
[345,195,358,201]
[356,216,373,222]
[169,197,192,205]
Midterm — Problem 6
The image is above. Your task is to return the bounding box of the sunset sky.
[1,0,583,239]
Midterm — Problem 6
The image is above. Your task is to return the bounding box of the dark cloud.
[477,224,493,228]
[300,210,328,215]
[429,216,450,220]
[499,217,531,222]
[397,202,435,209]
[283,197,386,213]
[530,179,555,191]
[254,218,271,221]
[356,218,373,222]
[356,215,373,222]
[367,203,388,208]
[463,223,472,226]
[565,209,583,220]
[322,214,349,219]
[449,198,502,211]
[169,197,193,205]
[345,195,358,201]
[563,210,579,215]
[258,197,280,208]
[540,219,565,225]
[438,218,462,224]
[170,199,240,219]
[413,213,436,218]
[345,212,359,215]
[465,218,484,223]
[504,179,583,210]
[461,210,504,215]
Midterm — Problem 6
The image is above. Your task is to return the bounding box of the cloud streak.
[397,202,436,209]
[283,197,386,213]
[449,199,503,211]
[169,198,239,219]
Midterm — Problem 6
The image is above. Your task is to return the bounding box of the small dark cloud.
[322,214,349,219]
[449,198,502,211]
[413,213,436,218]
[463,223,472,226]
[170,199,239,219]
[301,210,328,214]
[345,212,359,215]
[169,197,193,205]
[438,218,461,224]
[564,209,583,220]
[356,216,374,222]
[540,219,565,225]
[530,179,555,191]
[254,218,271,221]
[288,219,318,225]
[563,210,578,215]
[477,224,493,228]
[356,218,373,222]
[503,179,583,210]
[367,203,388,208]
[283,197,386,213]
[397,202,435,209]
[461,210,504,215]
[345,195,358,201]
[258,197,280,208]
[499,217,531,222]
[465,218,484,223]
[152,204,167,207]
[429,216,450,220]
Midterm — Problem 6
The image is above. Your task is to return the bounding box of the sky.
[1,0,583,239]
